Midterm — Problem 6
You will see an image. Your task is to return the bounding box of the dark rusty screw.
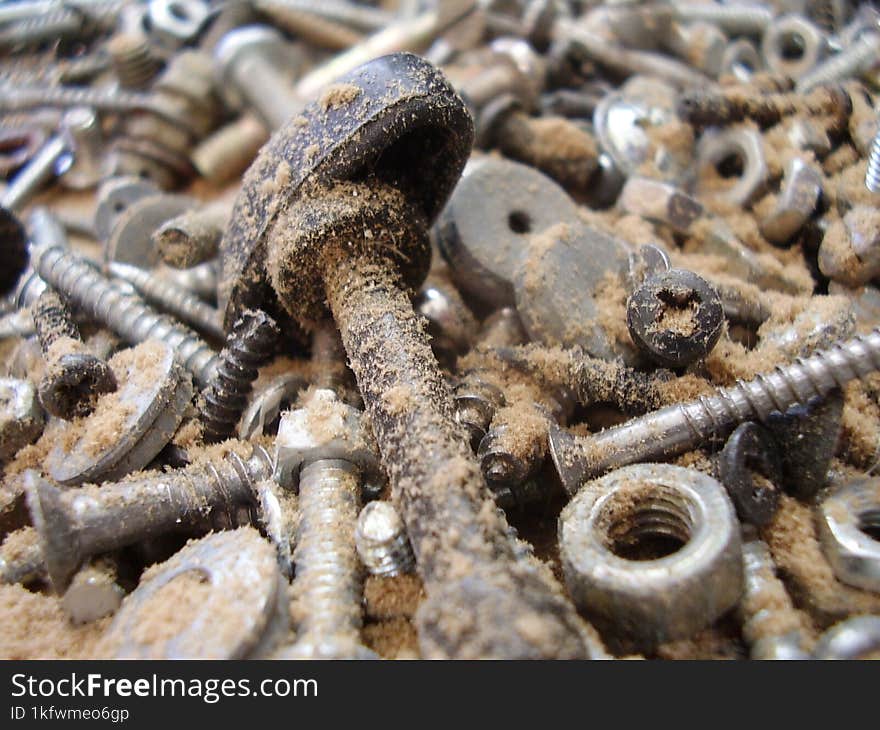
[717,422,783,527]
[24,445,273,592]
[32,288,117,420]
[677,84,851,130]
[219,53,595,659]
[626,269,724,369]
[199,309,280,443]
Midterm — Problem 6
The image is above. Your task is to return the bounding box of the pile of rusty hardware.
[3,0,880,661]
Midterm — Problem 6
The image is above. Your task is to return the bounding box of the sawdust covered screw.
[219,53,596,659]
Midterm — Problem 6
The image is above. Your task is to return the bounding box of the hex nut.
[761,15,826,80]
[817,478,880,593]
[720,39,763,80]
[559,463,742,646]
[695,126,768,207]
[275,388,380,488]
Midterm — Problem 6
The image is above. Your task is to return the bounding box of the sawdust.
[319,83,362,112]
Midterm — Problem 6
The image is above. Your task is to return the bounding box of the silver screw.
[254,0,392,34]
[1,135,69,212]
[796,31,880,92]
[739,540,810,660]
[550,327,880,494]
[24,445,274,592]
[29,243,219,387]
[107,262,224,340]
[355,501,415,577]
[866,127,880,193]
[0,527,46,585]
[669,2,773,37]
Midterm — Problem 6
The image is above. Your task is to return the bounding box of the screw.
[31,288,117,420]
[255,1,364,50]
[107,262,224,340]
[1,135,69,213]
[797,31,880,92]
[214,25,307,131]
[626,268,725,369]
[29,242,219,387]
[669,2,773,38]
[739,540,811,660]
[814,615,880,659]
[107,31,162,90]
[0,7,88,51]
[24,445,274,591]
[255,0,392,34]
[355,500,415,577]
[224,54,594,658]
[865,126,880,192]
[677,84,850,128]
[153,204,227,269]
[58,107,106,190]
[190,114,269,186]
[550,327,880,494]
[199,310,279,443]
[0,527,45,585]
[664,21,727,77]
[717,422,783,528]
[0,378,44,463]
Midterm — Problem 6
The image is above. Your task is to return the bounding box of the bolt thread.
[670,2,772,36]
[107,262,224,340]
[292,459,363,644]
[32,288,79,352]
[108,33,161,90]
[355,501,415,577]
[797,32,880,92]
[200,310,279,443]
[0,9,83,48]
[31,244,219,387]
[256,2,363,49]
[255,0,390,32]
[866,130,880,193]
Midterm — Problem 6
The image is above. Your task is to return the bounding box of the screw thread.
[866,130,880,193]
[107,262,224,340]
[255,0,390,32]
[670,2,772,36]
[200,310,279,443]
[355,501,415,577]
[797,32,880,92]
[32,288,79,352]
[256,1,363,49]
[31,244,219,387]
[108,33,161,90]
[292,459,363,644]
[0,8,83,47]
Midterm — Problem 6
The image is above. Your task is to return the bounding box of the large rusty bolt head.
[219,52,474,331]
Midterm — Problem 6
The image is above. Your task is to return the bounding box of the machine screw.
[550,327,880,494]
[355,500,416,577]
[107,31,161,90]
[199,309,279,443]
[30,243,218,387]
[24,445,274,591]
[865,127,880,193]
[32,288,117,420]
[107,262,224,340]
[796,31,880,92]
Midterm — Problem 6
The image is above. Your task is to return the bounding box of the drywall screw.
[865,127,880,192]
[355,500,415,577]
[739,540,811,660]
[669,2,773,37]
[0,527,45,585]
[29,243,219,387]
[1,135,69,213]
[190,114,269,185]
[153,204,227,269]
[677,84,851,129]
[24,445,274,591]
[255,1,364,50]
[32,288,117,420]
[214,25,307,131]
[107,31,162,90]
[550,327,880,494]
[107,262,224,340]
[199,309,279,444]
[797,31,880,92]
